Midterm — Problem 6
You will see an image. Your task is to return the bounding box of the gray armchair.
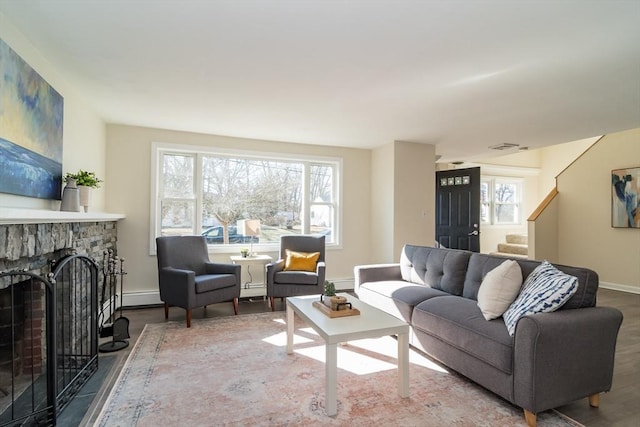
[266,235,326,311]
[156,236,241,327]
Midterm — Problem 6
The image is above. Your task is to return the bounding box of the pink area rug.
[94,312,582,426]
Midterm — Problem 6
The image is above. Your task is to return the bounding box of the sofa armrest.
[513,306,623,414]
[353,263,402,291]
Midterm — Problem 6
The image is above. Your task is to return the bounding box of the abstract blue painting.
[612,167,640,228]
[0,38,64,200]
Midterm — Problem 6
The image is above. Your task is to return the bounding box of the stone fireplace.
[0,209,124,425]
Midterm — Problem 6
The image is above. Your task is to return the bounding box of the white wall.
[105,124,373,299]
[0,13,107,211]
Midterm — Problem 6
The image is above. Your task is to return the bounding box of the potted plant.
[322,280,346,310]
[65,170,102,212]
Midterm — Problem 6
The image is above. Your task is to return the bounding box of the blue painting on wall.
[612,167,640,228]
[0,38,64,200]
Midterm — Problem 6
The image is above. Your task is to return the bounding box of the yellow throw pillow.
[284,250,320,272]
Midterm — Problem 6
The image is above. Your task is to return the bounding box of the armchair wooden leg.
[523,409,536,427]
[186,309,192,328]
[164,302,169,319]
[270,297,275,311]
[232,298,239,315]
[588,393,600,407]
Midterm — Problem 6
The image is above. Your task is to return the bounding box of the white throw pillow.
[477,260,523,320]
[503,261,579,336]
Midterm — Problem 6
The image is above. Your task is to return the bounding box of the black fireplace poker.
[99,250,130,353]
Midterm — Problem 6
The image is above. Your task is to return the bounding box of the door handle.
[468,230,479,236]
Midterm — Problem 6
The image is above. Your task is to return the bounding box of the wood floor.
[82,289,639,427]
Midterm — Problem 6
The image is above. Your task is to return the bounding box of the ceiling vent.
[488,143,520,151]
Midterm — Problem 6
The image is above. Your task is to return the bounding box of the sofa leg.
[164,302,169,319]
[523,409,536,427]
[270,297,275,311]
[588,393,600,408]
[186,309,192,328]
[232,298,239,315]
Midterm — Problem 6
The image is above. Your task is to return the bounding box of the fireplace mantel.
[0,208,125,225]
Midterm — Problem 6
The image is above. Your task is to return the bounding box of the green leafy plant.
[323,280,336,296]
[65,170,102,188]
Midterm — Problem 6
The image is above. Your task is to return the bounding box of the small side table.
[230,254,273,299]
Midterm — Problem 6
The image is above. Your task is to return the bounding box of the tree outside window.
[155,147,339,248]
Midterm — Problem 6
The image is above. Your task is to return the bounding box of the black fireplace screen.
[0,253,99,427]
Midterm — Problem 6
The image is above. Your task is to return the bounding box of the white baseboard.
[122,291,163,307]
[333,277,354,291]
[600,281,640,294]
[121,277,356,308]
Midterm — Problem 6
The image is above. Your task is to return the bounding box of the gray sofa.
[354,244,623,427]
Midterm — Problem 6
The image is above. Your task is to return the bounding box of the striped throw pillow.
[503,261,578,336]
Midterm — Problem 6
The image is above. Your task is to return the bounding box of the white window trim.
[149,142,343,255]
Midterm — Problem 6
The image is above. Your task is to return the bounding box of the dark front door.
[435,167,480,252]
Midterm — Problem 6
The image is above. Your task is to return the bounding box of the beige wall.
[538,137,599,196]
[393,141,435,255]
[105,124,373,299]
[0,13,107,211]
[371,141,435,263]
[371,143,395,262]
[528,195,559,262]
[556,128,640,291]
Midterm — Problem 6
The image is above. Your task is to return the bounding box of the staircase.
[491,233,528,258]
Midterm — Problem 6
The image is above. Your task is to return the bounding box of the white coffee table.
[286,293,410,416]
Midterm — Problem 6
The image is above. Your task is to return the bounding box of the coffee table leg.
[286,302,294,355]
[397,332,409,398]
[325,342,338,416]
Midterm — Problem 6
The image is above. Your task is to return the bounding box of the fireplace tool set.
[99,250,130,352]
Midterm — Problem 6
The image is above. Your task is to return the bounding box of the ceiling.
[1,0,639,162]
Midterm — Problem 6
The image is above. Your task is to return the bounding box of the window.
[151,143,341,252]
[481,177,522,225]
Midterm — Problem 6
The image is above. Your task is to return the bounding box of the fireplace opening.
[0,273,54,427]
[0,253,99,427]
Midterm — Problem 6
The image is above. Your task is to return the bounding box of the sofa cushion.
[400,245,471,296]
[412,296,514,374]
[477,259,523,320]
[503,261,579,336]
[358,280,449,322]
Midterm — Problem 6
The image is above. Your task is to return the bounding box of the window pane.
[480,182,490,203]
[495,203,518,223]
[201,156,304,244]
[311,204,334,243]
[481,202,490,223]
[310,164,333,202]
[162,154,194,198]
[494,183,517,203]
[161,200,194,236]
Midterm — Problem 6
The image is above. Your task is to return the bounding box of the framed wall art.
[0,38,64,200]
[611,167,640,228]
